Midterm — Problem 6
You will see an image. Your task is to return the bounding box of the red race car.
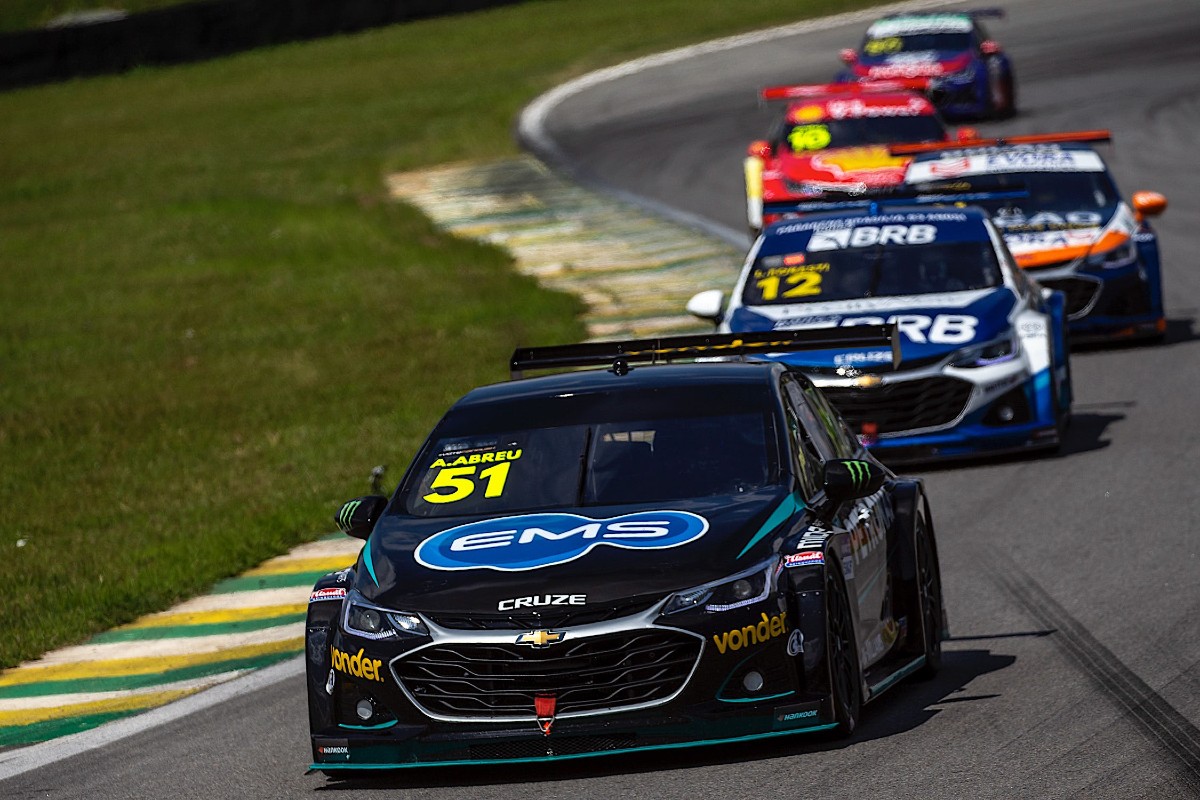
[744,81,974,237]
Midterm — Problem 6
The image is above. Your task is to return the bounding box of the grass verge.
[0,0,886,668]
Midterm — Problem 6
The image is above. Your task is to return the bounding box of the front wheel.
[913,515,944,679]
[826,565,862,736]
[989,66,1016,119]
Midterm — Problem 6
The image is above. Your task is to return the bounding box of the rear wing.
[890,129,1111,156]
[760,79,929,102]
[510,327,900,379]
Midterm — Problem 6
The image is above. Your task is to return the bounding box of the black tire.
[913,515,944,680]
[826,564,862,736]
[989,67,1016,119]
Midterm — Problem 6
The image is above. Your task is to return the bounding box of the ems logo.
[515,629,566,648]
[415,510,709,572]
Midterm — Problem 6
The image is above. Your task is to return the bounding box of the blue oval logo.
[414,511,710,572]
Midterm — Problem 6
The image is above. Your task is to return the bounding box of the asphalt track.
[4,0,1200,797]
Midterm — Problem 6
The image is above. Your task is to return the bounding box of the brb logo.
[415,511,709,572]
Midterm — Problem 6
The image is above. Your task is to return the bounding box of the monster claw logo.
[337,500,362,532]
[846,460,873,491]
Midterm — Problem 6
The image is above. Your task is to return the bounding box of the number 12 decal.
[756,271,823,300]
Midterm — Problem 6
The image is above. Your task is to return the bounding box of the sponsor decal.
[833,313,978,345]
[784,551,825,568]
[796,524,830,551]
[773,701,823,729]
[331,646,384,683]
[850,498,895,565]
[825,96,932,120]
[845,460,873,492]
[315,739,350,763]
[337,499,363,532]
[498,594,586,612]
[309,587,347,603]
[414,510,709,572]
[786,629,804,656]
[516,630,566,648]
[868,15,972,37]
[809,224,937,250]
[834,350,892,366]
[713,612,788,655]
[812,148,909,179]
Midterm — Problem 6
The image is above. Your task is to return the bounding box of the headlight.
[949,333,1020,368]
[661,559,776,615]
[1087,238,1137,269]
[342,589,428,640]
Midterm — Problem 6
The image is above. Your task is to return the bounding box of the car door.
[783,376,895,671]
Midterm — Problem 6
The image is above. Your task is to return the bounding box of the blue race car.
[687,202,1072,463]
[900,131,1168,343]
[836,10,1015,120]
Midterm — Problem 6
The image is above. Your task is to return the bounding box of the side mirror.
[747,139,773,160]
[1132,190,1167,218]
[335,495,388,540]
[980,40,1002,56]
[686,289,726,323]
[822,459,886,504]
[956,126,979,142]
[839,48,859,65]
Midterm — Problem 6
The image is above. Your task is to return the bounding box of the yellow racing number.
[863,37,902,56]
[423,462,513,504]
[787,124,832,153]
[755,271,824,301]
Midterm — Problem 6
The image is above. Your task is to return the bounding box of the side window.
[801,383,859,459]
[783,378,838,461]
[780,378,822,499]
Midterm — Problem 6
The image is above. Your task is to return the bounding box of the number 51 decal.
[424,463,512,504]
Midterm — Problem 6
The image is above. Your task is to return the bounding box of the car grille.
[1037,276,1101,319]
[425,599,658,631]
[821,377,973,434]
[394,629,701,720]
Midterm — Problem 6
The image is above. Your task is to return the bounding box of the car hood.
[852,51,973,80]
[354,488,800,614]
[728,287,1017,367]
[992,203,1126,269]
[768,146,911,193]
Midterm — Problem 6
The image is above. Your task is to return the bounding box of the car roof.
[452,361,785,409]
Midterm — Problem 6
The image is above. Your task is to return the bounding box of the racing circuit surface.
[4,0,1200,797]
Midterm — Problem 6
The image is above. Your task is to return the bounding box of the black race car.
[306,329,946,774]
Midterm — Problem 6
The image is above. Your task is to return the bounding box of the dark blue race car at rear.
[306,332,945,773]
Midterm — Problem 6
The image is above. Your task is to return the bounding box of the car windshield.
[743,240,1002,306]
[779,115,946,151]
[862,32,972,54]
[403,385,779,516]
[959,171,1121,217]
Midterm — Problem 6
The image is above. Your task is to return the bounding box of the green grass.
[0,0,885,668]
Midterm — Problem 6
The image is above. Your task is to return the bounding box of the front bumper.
[812,362,1061,464]
[1032,262,1164,343]
[309,594,835,770]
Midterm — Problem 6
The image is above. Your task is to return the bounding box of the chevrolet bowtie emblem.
[852,374,883,388]
[516,629,566,648]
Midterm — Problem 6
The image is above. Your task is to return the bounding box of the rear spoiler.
[760,79,929,101]
[763,180,1027,218]
[510,327,900,378]
[890,129,1111,156]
